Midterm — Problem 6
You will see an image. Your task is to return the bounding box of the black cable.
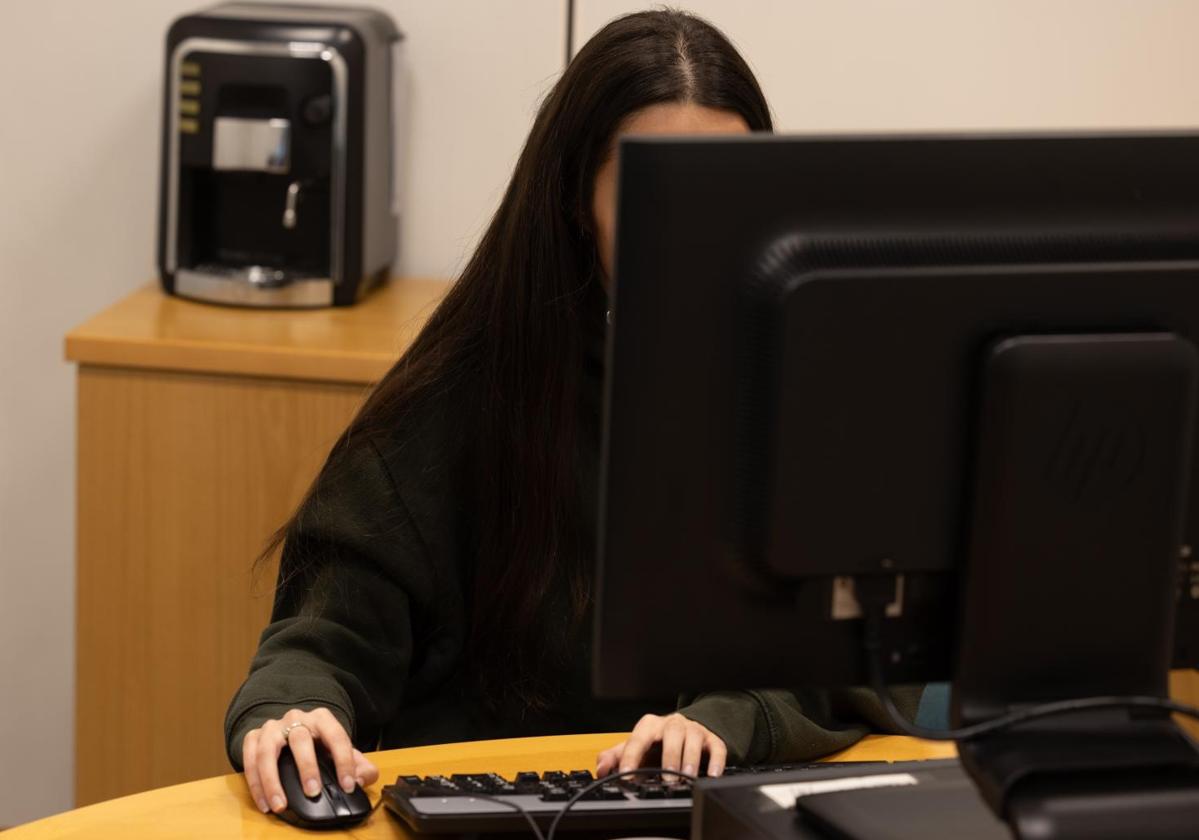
[382,788,548,840]
[862,605,1199,742]
[545,767,697,840]
[460,792,548,840]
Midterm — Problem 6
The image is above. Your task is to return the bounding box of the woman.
[228,9,922,816]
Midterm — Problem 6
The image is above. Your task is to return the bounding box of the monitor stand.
[952,332,1199,838]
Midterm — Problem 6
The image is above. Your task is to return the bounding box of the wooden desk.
[6,733,958,839]
[66,280,449,806]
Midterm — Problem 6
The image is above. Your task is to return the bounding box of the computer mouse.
[275,744,372,829]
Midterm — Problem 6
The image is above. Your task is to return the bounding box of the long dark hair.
[268,9,772,712]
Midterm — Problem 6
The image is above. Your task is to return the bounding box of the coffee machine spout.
[283,181,302,230]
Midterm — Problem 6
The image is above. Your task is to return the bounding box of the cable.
[861,604,1199,742]
[545,767,697,840]
[386,789,549,840]
[460,792,548,840]
[373,786,535,833]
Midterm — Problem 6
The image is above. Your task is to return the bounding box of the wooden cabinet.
[66,280,447,805]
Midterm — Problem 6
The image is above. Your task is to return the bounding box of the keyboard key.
[540,787,571,802]
[569,769,594,783]
[450,774,488,792]
[598,784,626,801]
[515,771,540,784]
[637,785,665,799]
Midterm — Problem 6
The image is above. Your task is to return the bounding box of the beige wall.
[576,0,1199,131]
[0,0,563,826]
[3,0,1199,828]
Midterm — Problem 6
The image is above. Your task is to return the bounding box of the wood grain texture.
[64,279,449,384]
[1170,669,1199,740]
[75,365,369,806]
[11,733,953,839]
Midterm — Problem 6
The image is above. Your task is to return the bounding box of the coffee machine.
[158,3,401,307]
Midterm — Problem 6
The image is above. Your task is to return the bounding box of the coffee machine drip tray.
[176,265,334,308]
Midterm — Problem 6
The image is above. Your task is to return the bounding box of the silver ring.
[281,721,312,743]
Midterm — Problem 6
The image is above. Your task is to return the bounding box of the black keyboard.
[381,762,884,834]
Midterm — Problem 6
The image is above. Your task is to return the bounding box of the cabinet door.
[75,365,365,805]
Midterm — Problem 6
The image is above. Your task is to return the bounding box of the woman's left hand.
[596,713,727,779]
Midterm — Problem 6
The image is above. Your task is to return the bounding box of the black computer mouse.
[276,744,372,829]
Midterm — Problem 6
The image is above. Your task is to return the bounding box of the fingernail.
[683,764,696,777]
[271,795,286,812]
[255,798,269,813]
[342,775,356,793]
[304,778,321,797]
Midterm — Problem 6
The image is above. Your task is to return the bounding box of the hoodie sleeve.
[224,438,438,770]
[678,685,925,764]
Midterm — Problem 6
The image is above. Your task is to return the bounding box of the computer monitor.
[593,132,1199,832]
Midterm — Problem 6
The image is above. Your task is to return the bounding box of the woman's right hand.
[241,707,379,814]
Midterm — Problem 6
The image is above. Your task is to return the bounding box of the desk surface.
[9,733,955,839]
[64,279,450,385]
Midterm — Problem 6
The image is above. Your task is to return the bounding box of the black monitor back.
[594,132,1199,699]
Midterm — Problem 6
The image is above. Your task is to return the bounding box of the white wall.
[0,0,563,826]
[5,0,1199,828]
[576,0,1199,131]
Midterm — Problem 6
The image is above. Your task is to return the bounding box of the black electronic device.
[158,3,402,307]
[695,759,1199,839]
[695,760,1010,840]
[275,745,372,829]
[379,763,874,835]
[594,132,1199,838]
